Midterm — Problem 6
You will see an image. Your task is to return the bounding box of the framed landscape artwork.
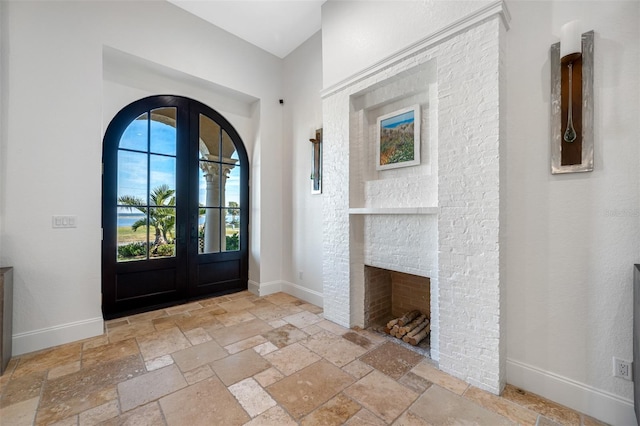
[376,105,420,170]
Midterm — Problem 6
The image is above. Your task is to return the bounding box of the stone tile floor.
[0,291,608,425]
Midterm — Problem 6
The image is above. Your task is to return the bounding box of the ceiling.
[167,0,326,59]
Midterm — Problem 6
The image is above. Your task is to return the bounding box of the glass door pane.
[116,108,178,262]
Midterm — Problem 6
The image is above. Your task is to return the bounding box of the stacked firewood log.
[384,309,430,346]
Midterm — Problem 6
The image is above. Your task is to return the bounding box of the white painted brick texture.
[322,15,505,394]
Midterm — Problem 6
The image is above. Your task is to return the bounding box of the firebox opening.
[364,265,431,353]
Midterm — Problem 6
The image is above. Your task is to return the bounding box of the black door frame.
[102,95,249,319]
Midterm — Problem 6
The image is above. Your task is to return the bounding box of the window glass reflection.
[150,108,177,156]
[117,150,147,203]
[119,113,148,152]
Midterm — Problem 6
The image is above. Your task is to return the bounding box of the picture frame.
[376,104,420,170]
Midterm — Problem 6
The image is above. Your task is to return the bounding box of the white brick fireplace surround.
[321,3,509,395]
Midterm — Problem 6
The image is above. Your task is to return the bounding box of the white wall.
[504,1,639,424]
[1,0,284,354]
[280,32,324,306]
[0,0,7,261]
[321,0,492,88]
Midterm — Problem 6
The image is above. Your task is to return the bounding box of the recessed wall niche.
[349,60,438,209]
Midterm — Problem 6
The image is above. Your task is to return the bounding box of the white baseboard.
[281,281,323,308]
[248,280,323,308]
[507,358,636,426]
[13,317,104,356]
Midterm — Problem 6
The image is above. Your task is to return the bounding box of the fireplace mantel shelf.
[348,207,439,215]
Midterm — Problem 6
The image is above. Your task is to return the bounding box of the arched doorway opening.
[102,95,249,318]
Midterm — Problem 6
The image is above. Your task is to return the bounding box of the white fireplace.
[320,3,509,395]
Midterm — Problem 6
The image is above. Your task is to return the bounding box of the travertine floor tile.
[100,402,165,426]
[300,393,361,426]
[346,408,387,425]
[144,354,174,372]
[228,377,276,417]
[265,292,301,305]
[267,360,354,419]
[299,302,324,314]
[264,342,321,376]
[171,340,228,372]
[0,396,39,426]
[253,367,284,387]
[182,364,214,385]
[392,411,432,425]
[81,335,109,351]
[359,341,423,380]
[342,359,374,379]
[302,324,323,335]
[208,318,272,346]
[399,371,432,394]
[283,310,323,328]
[301,330,367,367]
[183,327,212,345]
[172,310,220,331]
[81,338,139,367]
[47,361,81,380]
[3,292,610,426]
[253,341,278,356]
[108,321,155,343]
[37,385,118,425]
[136,327,191,361]
[316,319,349,335]
[78,399,119,425]
[342,331,375,349]
[409,385,513,425]
[218,298,256,312]
[49,416,79,426]
[39,355,143,415]
[159,376,250,426]
[344,369,418,423]
[464,385,538,426]
[262,323,308,348]
[224,334,268,354]
[117,364,187,412]
[243,406,298,426]
[268,319,289,328]
[250,304,301,322]
[410,360,469,395]
[214,310,256,327]
[12,343,82,379]
[0,371,46,408]
[502,385,581,425]
[210,348,271,386]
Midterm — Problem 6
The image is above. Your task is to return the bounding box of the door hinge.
[101,228,103,241]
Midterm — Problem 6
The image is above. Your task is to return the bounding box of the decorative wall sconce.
[550,21,594,174]
[310,128,322,194]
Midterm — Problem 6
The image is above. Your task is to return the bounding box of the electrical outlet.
[613,357,632,380]
[298,271,303,280]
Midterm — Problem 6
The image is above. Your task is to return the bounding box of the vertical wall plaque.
[311,128,322,194]
[550,31,594,174]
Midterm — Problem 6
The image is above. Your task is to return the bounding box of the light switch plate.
[52,215,77,228]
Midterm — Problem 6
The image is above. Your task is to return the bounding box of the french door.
[102,96,249,319]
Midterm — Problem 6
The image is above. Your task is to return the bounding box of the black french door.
[102,95,249,319]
